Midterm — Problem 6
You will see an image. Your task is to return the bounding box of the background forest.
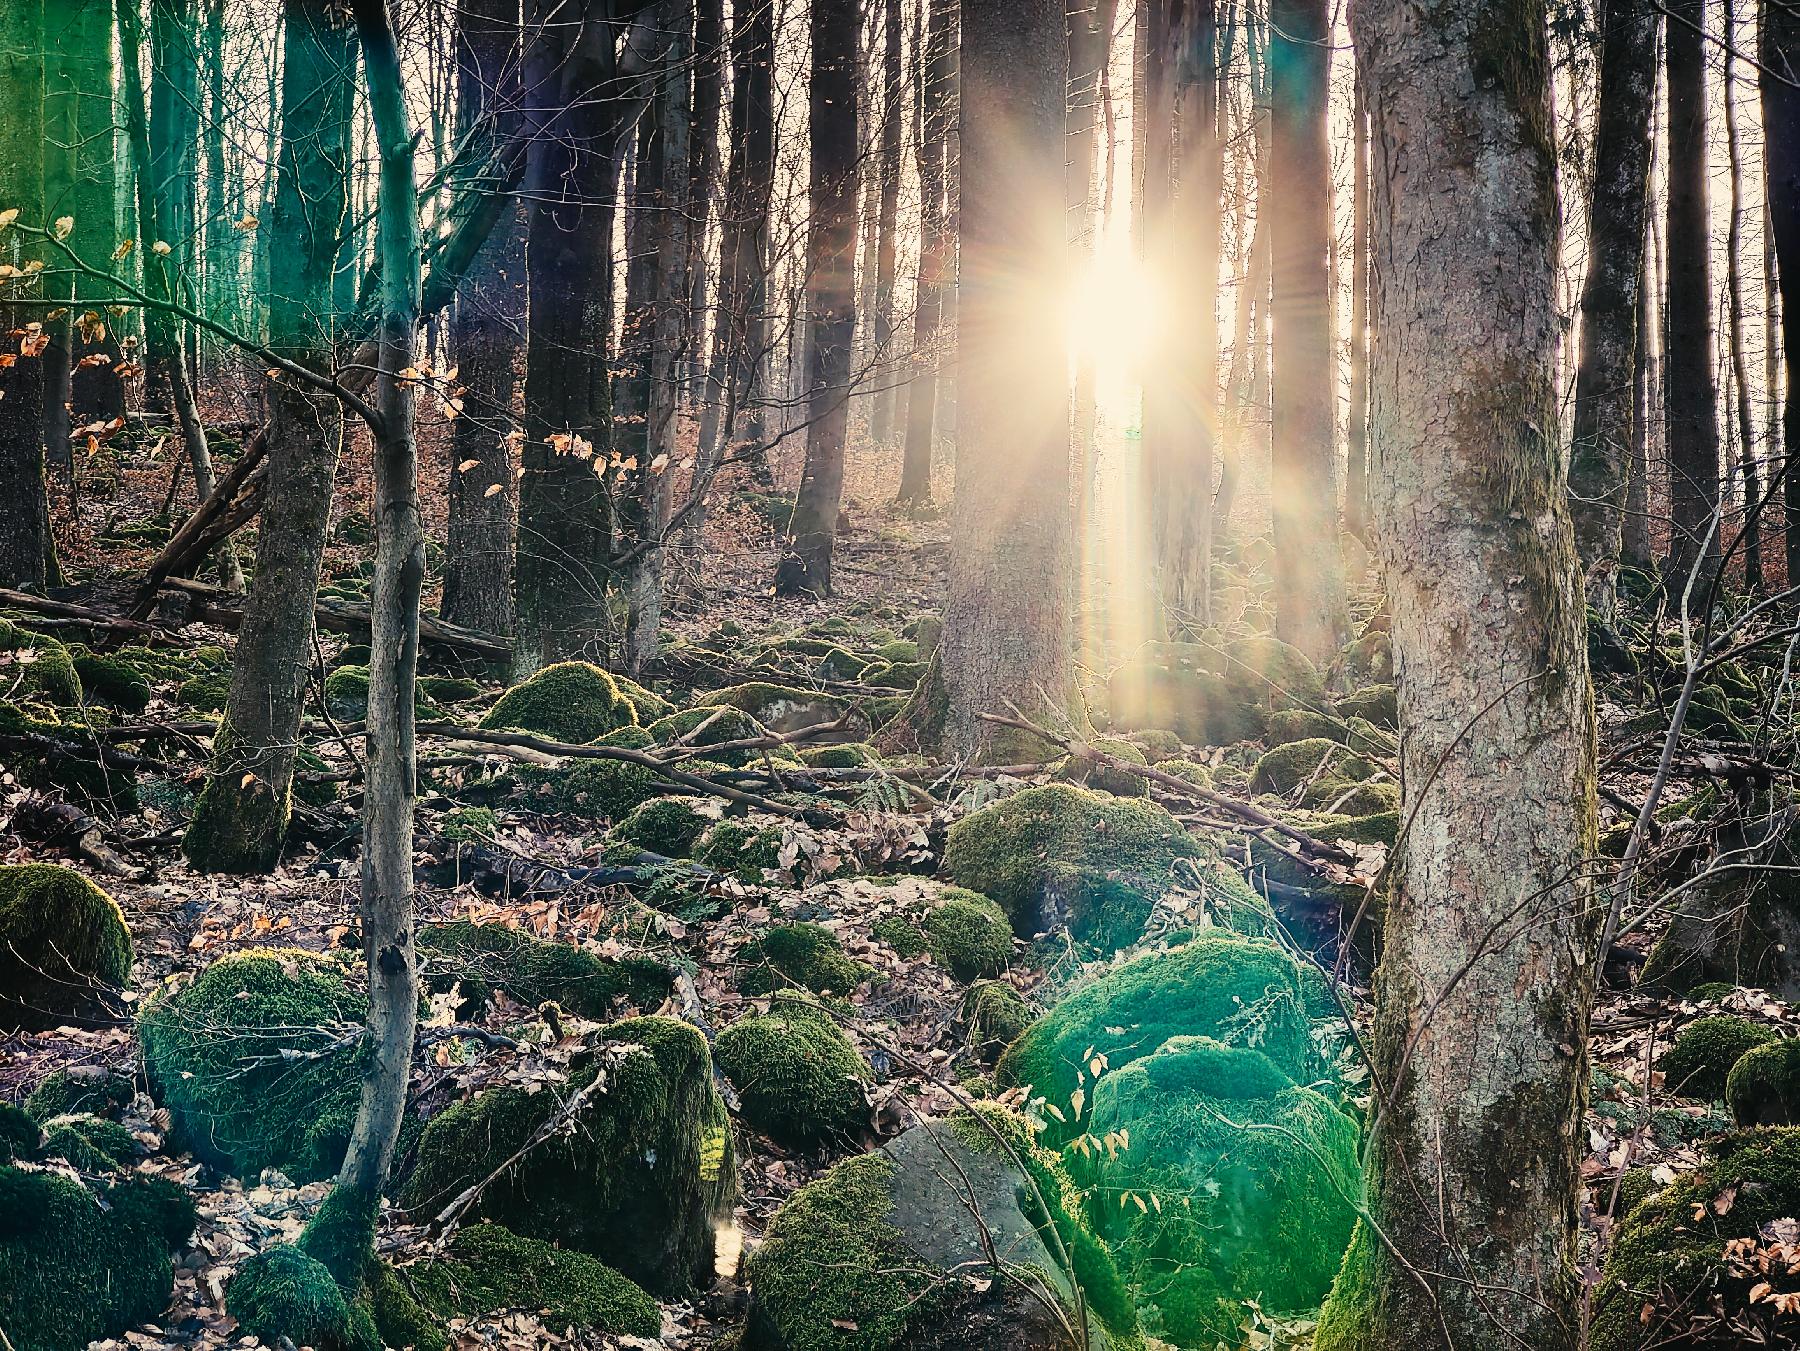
[0,0,1798,1349]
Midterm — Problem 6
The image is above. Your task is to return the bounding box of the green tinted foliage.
[737,922,869,996]
[404,1223,659,1338]
[417,921,670,1022]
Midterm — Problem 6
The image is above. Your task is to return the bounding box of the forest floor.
[0,403,1781,1350]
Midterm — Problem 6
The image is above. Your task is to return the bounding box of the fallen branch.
[169,585,509,661]
[0,588,169,640]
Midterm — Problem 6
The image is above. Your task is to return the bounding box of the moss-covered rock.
[400,1016,734,1295]
[920,888,1015,981]
[1246,808,1399,917]
[517,736,664,822]
[0,620,82,706]
[0,1104,38,1162]
[798,741,878,769]
[944,784,1204,944]
[1263,709,1341,746]
[1726,1037,1800,1125]
[1107,641,1264,746]
[440,805,498,844]
[481,661,637,744]
[139,948,366,1180]
[0,1166,196,1351]
[1218,635,1326,714]
[1248,737,1376,796]
[38,1113,136,1171]
[227,1245,378,1351]
[175,668,233,712]
[23,1065,134,1121]
[417,674,482,705]
[321,665,445,722]
[1335,683,1397,729]
[738,922,870,996]
[996,934,1318,1142]
[417,921,670,1022]
[1589,1129,1800,1351]
[1060,737,1150,796]
[70,649,151,712]
[697,681,863,735]
[607,672,672,722]
[1659,1015,1779,1100]
[964,981,1032,1062]
[646,704,767,766]
[1078,1036,1360,1345]
[716,992,870,1148]
[0,864,133,1031]
[613,795,711,857]
[696,818,786,879]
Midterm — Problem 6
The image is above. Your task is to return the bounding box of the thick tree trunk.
[441,0,522,637]
[897,0,955,507]
[1623,220,1656,573]
[1316,2,1598,1348]
[773,0,859,597]
[1568,0,1656,620]
[1344,74,1369,543]
[869,0,903,444]
[1723,0,1761,592]
[1765,0,1800,582]
[184,0,353,875]
[1266,0,1347,662]
[939,0,1071,758]
[1664,0,1721,583]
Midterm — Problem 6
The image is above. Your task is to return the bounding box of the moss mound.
[0,1166,196,1351]
[964,981,1032,1062]
[944,784,1203,941]
[1590,1129,1800,1351]
[996,934,1318,1142]
[417,921,670,1022]
[920,888,1015,980]
[1659,1015,1779,1100]
[1727,1037,1800,1125]
[697,819,786,879]
[1218,634,1326,713]
[176,668,233,712]
[799,741,878,769]
[696,681,858,734]
[23,1065,134,1120]
[1060,737,1150,796]
[1262,709,1341,746]
[1335,683,1397,729]
[227,1245,378,1351]
[0,620,82,706]
[1107,641,1264,745]
[1248,737,1375,797]
[738,922,869,996]
[417,674,482,705]
[404,1222,659,1338]
[0,863,133,1030]
[71,649,152,712]
[716,992,870,1148]
[1078,1036,1360,1345]
[400,1016,734,1295]
[481,661,637,744]
[0,1103,36,1161]
[139,948,366,1180]
[440,805,498,844]
[612,795,711,857]
[610,672,674,722]
[517,738,664,821]
[647,704,767,766]
[39,1113,136,1171]
[322,664,443,722]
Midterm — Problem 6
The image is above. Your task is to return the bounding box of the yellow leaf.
[483,483,503,498]
[235,214,258,231]
[23,260,44,275]
[0,208,17,228]
[240,773,256,788]
[151,239,172,256]
[650,452,670,472]
[51,216,73,241]
[457,459,480,473]
[1043,1102,1065,1123]
[1069,1087,1084,1121]
[1132,1193,1147,1214]
[112,238,134,260]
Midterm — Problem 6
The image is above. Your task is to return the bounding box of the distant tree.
[869,0,904,444]
[1762,0,1800,577]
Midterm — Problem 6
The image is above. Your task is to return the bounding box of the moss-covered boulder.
[716,992,870,1148]
[1335,683,1397,729]
[697,682,863,735]
[1247,808,1399,917]
[39,1113,137,1171]
[1726,1037,1800,1125]
[647,704,768,766]
[611,672,674,723]
[0,1166,196,1351]
[996,934,1318,1142]
[227,1245,378,1351]
[745,1115,1139,1351]
[919,888,1015,980]
[944,784,1204,945]
[70,648,152,712]
[738,922,870,996]
[1078,1037,1360,1345]
[0,620,82,706]
[1107,641,1263,745]
[798,741,878,769]
[1589,1129,1800,1351]
[400,1016,734,1295]
[481,661,637,744]
[1060,737,1150,796]
[0,864,133,1031]
[1264,708,1341,746]
[0,1103,37,1162]
[613,795,712,857]
[696,818,786,879]
[1248,737,1376,797]
[417,921,671,1022]
[516,731,665,821]
[322,664,441,722]
[417,674,482,705]
[1218,635,1326,714]
[176,668,232,712]
[964,980,1032,1062]
[140,948,366,1180]
[1658,1015,1779,1100]
[23,1065,134,1121]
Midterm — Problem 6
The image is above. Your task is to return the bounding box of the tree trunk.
[1568,0,1656,620]
[1623,211,1656,573]
[683,0,724,399]
[869,0,903,444]
[1266,0,1346,662]
[897,0,955,507]
[1765,0,1800,582]
[338,0,422,1205]
[773,0,860,597]
[1344,72,1370,543]
[441,0,522,637]
[1316,1,1598,1347]
[1067,0,1105,526]
[939,0,1071,758]
[1723,0,1761,592]
[184,0,354,875]
[1664,0,1721,583]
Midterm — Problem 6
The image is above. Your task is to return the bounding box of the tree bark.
[869,0,904,444]
[1723,0,1761,592]
[939,0,1071,758]
[1568,0,1657,620]
[1664,0,1721,583]
[1344,72,1370,543]
[773,0,860,597]
[1067,0,1106,525]
[1765,0,1800,582]
[184,0,354,875]
[897,0,955,507]
[441,0,522,637]
[1266,0,1347,662]
[1316,2,1598,1347]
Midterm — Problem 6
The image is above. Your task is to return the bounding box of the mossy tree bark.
[939,0,1072,759]
[773,0,859,597]
[184,0,353,875]
[1267,0,1347,663]
[440,0,523,638]
[1320,1,1599,1347]
[1568,0,1657,621]
[1764,0,1800,579]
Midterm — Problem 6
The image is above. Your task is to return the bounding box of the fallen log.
[166,584,510,661]
[0,587,171,640]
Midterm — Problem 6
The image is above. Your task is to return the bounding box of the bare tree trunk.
[1723,0,1761,591]
[773,0,860,597]
[683,0,724,401]
[1765,0,1800,581]
[869,0,903,444]
[1343,72,1370,543]
[1316,1,1598,1346]
[1266,0,1347,661]
[1067,0,1105,525]
[1623,210,1656,572]
[897,0,955,507]
[939,0,1071,758]
[1567,0,1657,620]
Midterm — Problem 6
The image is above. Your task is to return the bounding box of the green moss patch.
[716,992,870,1148]
[70,649,151,712]
[1107,641,1264,745]
[696,682,860,735]
[697,819,786,879]
[0,620,82,706]
[738,922,869,996]
[647,704,767,766]
[1727,1037,1800,1125]
[227,1244,378,1351]
[417,921,670,1022]
[481,661,637,744]
[0,863,133,1031]
[403,1222,659,1338]
[964,981,1032,1062]
[1659,1015,1779,1100]
[612,795,712,857]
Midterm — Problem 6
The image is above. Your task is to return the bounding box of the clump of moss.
[0,1166,196,1351]
[646,705,767,767]
[996,934,1317,1141]
[1264,709,1342,746]
[440,805,498,845]
[963,981,1032,1062]
[1335,683,1397,729]
[695,681,857,735]
[417,674,482,705]
[481,661,637,744]
[1079,1036,1360,1346]
[139,948,366,1180]
[799,741,878,769]
[1127,727,1184,763]
[227,1245,378,1351]
[1107,640,1264,745]
[613,796,710,857]
[1690,980,1738,1003]
[715,992,870,1148]
[738,922,870,996]
[0,620,82,706]
[400,1016,734,1295]
[1060,737,1150,796]
[70,649,151,712]
[23,1066,134,1121]
[610,672,674,723]
[696,819,785,879]
[0,1103,39,1161]
[417,921,670,1022]
[402,1222,659,1339]
[1658,1015,1779,1100]
[322,665,445,721]
[920,889,1015,980]
[1726,1037,1800,1125]
[39,1113,136,1171]
[517,742,663,822]
[1219,634,1326,713]
[0,863,133,1031]
[1248,737,1375,796]
[943,783,1203,942]
[176,668,233,712]
[1589,1129,1800,1351]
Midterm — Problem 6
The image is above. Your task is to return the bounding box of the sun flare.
[1064,236,1165,376]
